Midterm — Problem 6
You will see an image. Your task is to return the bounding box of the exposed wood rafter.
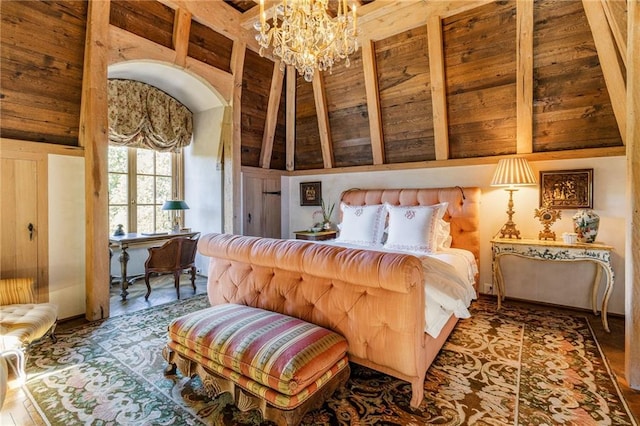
[172,8,192,67]
[582,0,627,145]
[600,0,627,67]
[516,0,533,154]
[286,66,296,171]
[361,39,385,165]
[224,41,246,234]
[260,61,284,168]
[427,15,449,161]
[312,70,334,169]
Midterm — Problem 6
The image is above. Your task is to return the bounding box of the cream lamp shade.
[491,158,537,187]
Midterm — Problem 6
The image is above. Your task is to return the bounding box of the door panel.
[1,158,39,281]
[242,173,281,238]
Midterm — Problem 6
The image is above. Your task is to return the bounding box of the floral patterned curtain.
[107,79,193,152]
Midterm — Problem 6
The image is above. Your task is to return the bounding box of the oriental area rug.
[24,296,637,425]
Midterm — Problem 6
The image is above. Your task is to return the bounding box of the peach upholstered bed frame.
[199,187,480,408]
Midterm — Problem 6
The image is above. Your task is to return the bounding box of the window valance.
[108,79,193,152]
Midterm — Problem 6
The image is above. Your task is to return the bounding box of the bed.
[198,187,480,408]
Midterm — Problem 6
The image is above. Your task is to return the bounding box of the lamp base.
[498,188,522,239]
[498,221,522,239]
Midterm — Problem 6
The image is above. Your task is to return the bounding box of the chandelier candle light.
[255,0,358,82]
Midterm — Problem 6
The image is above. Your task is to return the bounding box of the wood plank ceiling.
[0,0,627,172]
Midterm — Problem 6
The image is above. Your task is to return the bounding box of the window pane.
[108,173,128,204]
[156,152,172,176]
[109,206,128,234]
[137,205,155,234]
[137,175,155,204]
[156,176,172,203]
[157,206,171,231]
[137,149,154,174]
[108,146,128,173]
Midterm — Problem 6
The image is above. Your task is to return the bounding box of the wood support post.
[80,0,110,321]
[427,15,449,161]
[516,0,533,154]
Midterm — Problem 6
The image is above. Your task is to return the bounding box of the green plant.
[321,199,335,224]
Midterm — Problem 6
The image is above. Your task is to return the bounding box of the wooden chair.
[144,235,199,300]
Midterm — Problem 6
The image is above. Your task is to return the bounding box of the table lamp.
[490,158,537,239]
[162,200,189,233]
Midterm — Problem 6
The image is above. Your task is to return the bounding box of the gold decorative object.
[254,0,358,82]
[534,203,561,240]
[491,158,537,239]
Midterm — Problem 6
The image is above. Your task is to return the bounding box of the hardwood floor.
[1,287,638,424]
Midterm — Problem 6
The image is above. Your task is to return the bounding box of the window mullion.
[128,148,137,233]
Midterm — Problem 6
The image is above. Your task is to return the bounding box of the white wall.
[48,154,86,319]
[184,106,225,274]
[283,156,627,315]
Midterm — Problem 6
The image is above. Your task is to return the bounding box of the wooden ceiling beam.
[427,15,449,161]
[516,0,533,154]
[582,0,627,145]
[109,26,234,103]
[156,0,265,55]
[361,39,384,165]
[286,66,296,171]
[260,61,285,168]
[172,7,192,67]
[312,70,334,169]
[357,0,493,41]
[600,0,627,67]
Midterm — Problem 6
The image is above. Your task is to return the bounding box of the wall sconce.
[162,200,190,233]
[491,158,537,239]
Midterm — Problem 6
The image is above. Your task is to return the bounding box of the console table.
[109,231,199,301]
[491,238,614,332]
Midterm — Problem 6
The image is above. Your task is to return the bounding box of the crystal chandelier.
[254,0,358,82]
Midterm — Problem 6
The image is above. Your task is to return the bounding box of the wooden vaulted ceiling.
[0,0,628,172]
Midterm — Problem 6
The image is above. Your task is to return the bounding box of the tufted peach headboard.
[340,187,481,265]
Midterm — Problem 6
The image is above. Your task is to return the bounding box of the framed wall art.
[539,169,593,209]
[300,181,322,206]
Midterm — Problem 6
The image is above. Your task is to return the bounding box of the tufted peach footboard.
[199,233,456,408]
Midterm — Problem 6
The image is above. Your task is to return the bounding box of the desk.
[491,238,614,332]
[109,232,199,300]
[293,230,337,241]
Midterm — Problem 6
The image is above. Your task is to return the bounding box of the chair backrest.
[146,236,199,271]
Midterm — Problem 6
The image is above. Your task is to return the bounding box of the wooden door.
[0,152,48,300]
[242,173,281,238]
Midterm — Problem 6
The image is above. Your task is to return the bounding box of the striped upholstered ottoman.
[162,304,350,425]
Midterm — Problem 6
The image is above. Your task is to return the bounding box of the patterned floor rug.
[24,296,637,425]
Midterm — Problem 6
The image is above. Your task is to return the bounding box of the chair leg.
[174,271,181,299]
[144,273,152,300]
[48,321,58,344]
[190,267,196,293]
[2,349,26,381]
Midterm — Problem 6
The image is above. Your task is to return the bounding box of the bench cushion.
[167,304,348,397]
[0,303,58,351]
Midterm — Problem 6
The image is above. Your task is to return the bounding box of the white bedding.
[309,241,478,338]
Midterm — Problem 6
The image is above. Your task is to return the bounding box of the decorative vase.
[572,210,599,243]
[113,224,125,236]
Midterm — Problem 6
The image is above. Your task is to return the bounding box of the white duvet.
[309,241,478,338]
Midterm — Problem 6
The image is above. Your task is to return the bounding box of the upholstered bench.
[162,303,350,426]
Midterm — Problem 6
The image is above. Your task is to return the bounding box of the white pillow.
[384,202,447,253]
[335,203,387,246]
[436,220,453,249]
